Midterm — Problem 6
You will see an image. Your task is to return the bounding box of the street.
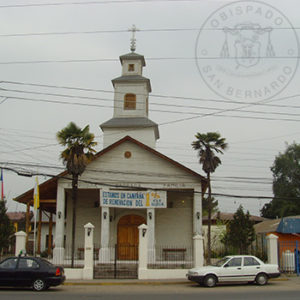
[0,279,300,300]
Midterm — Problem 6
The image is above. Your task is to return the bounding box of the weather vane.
[129,24,139,52]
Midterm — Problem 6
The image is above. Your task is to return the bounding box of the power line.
[0,0,217,9]
[1,26,300,38]
[0,55,299,65]
[2,165,297,202]
[0,160,272,185]
[3,87,300,118]
[2,93,300,123]
[3,80,300,110]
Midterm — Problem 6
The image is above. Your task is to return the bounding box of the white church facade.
[16,42,207,270]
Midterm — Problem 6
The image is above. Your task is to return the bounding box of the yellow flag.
[34,177,40,210]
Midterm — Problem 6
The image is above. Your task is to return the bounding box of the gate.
[278,240,300,275]
[94,244,138,279]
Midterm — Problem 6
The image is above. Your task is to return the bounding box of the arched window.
[124,93,136,110]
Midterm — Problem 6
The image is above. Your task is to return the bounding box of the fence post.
[296,241,299,276]
[15,231,27,256]
[83,222,94,280]
[266,234,279,265]
[138,224,148,279]
[193,234,204,267]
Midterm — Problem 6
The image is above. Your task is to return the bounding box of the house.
[254,216,300,271]
[15,43,208,270]
[202,212,266,255]
[7,210,55,256]
[7,211,32,233]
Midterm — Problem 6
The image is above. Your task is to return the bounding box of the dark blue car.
[0,255,65,291]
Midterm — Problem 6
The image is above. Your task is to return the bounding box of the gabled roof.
[111,75,151,92]
[254,215,300,234]
[119,52,146,66]
[7,211,32,222]
[203,212,266,224]
[100,117,159,139]
[277,216,300,233]
[14,136,208,209]
[95,135,207,182]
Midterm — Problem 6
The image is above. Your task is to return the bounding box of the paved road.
[0,280,300,300]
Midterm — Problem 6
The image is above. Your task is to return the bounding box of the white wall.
[102,127,156,149]
[156,191,193,247]
[82,141,201,186]
[113,84,149,118]
[65,189,101,251]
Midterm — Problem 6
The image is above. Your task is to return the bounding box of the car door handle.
[237,268,241,270]
[256,267,260,269]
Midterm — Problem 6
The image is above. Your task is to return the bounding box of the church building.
[15,34,207,269]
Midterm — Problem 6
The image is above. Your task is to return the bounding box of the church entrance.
[117,215,146,260]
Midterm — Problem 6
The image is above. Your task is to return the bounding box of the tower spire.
[129,24,139,52]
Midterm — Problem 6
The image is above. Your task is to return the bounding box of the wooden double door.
[117,215,146,260]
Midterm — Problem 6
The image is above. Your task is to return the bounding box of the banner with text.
[101,190,167,209]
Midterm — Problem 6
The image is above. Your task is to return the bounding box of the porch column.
[25,202,30,253]
[147,208,155,261]
[53,184,65,264]
[99,206,110,262]
[193,186,202,235]
[48,213,53,257]
[193,234,204,267]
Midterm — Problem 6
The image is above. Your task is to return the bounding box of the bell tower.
[100,25,159,148]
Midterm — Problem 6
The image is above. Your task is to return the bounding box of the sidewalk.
[64,275,297,286]
[64,278,189,286]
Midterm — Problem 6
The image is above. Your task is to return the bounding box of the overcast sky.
[0,0,299,216]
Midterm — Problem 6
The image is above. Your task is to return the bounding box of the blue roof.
[276,217,300,233]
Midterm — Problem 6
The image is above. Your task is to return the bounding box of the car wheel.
[32,279,46,291]
[204,275,217,287]
[255,273,268,286]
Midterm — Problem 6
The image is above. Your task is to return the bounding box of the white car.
[187,255,280,287]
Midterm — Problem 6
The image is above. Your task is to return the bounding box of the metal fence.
[209,241,267,263]
[0,247,15,262]
[58,245,84,268]
[94,245,138,279]
[148,245,193,269]
[278,241,300,275]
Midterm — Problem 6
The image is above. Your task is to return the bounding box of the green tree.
[202,196,219,217]
[57,122,97,267]
[222,205,255,254]
[261,142,300,218]
[0,201,14,254]
[192,132,228,264]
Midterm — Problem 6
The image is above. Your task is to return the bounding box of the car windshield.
[213,257,231,267]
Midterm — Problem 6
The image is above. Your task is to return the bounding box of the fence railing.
[94,244,138,279]
[208,243,267,262]
[148,245,193,269]
[57,246,84,268]
[278,241,300,275]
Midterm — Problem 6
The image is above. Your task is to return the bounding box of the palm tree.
[57,122,97,267]
[192,132,228,264]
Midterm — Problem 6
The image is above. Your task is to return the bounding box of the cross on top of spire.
[129,24,139,52]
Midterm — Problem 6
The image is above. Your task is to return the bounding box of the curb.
[63,277,290,286]
[64,281,190,286]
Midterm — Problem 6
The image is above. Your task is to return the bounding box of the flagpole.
[0,168,4,201]
[33,176,39,257]
[33,207,37,256]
